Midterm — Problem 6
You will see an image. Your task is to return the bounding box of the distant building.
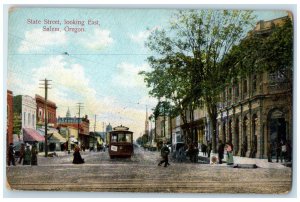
[57,109,90,148]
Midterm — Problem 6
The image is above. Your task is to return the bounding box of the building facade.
[7,90,14,146]
[57,113,90,149]
[35,94,57,127]
[157,16,292,160]
[13,95,37,131]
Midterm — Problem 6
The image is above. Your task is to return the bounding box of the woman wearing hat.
[23,144,31,165]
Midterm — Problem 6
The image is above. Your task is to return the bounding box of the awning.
[23,128,45,142]
[49,131,66,143]
[37,128,66,143]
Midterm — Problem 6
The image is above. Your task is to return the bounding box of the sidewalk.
[198,152,289,169]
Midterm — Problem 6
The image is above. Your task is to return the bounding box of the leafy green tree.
[141,10,255,151]
[226,17,293,83]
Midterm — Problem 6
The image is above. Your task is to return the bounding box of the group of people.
[7,142,38,166]
[275,140,291,163]
[158,140,235,166]
[200,142,212,158]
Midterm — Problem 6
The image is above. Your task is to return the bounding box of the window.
[118,133,133,143]
[252,75,257,92]
[39,108,42,118]
[32,114,35,127]
[24,112,26,126]
[161,120,165,137]
[243,79,248,94]
[235,84,239,98]
[111,134,117,142]
[28,113,31,126]
[228,87,232,101]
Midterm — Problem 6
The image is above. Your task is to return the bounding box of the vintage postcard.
[5,6,294,195]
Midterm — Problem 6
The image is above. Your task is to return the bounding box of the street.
[6,146,292,194]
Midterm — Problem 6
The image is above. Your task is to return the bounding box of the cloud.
[8,56,151,139]
[80,28,113,50]
[18,28,67,53]
[129,26,160,45]
[113,62,151,88]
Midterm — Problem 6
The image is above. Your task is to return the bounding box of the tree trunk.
[206,98,218,152]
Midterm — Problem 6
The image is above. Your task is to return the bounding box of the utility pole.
[76,103,84,147]
[39,78,51,157]
[93,114,96,150]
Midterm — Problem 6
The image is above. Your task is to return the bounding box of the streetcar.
[108,125,134,159]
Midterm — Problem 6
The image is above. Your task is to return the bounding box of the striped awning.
[23,128,45,142]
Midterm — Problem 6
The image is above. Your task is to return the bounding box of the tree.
[225,17,293,82]
[141,10,255,151]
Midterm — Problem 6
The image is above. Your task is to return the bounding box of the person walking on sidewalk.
[8,143,16,166]
[225,142,234,165]
[18,143,25,164]
[217,140,225,164]
[23,144,31,165]
[276,141,282,163]
[280,141,287,163]
[158,142,170,167]
[207,141,212,158]
[31,143,38,166]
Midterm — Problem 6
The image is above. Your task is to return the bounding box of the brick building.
[57,111,90,149]
[7,90,14,146]
[35,94,57,127]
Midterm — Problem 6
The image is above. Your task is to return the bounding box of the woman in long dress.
[72,145,84,164]
[225,143,234,165]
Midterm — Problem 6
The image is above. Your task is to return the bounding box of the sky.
[7,8,289,139]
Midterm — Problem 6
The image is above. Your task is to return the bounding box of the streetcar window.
[111,134,117,142]
[125,134,132,142]
[118,134,126,142]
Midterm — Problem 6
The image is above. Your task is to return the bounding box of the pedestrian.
[280,141,287,163]
[241,139,247,157]
[73,145,84,164]
[249,135,257,158]
[18,143,25,164]
[191,143,199,163]
[31,143,38,166]
[207,141,212,158]
[267,142,272,162]
[225,142,234,165]
[8,143,16,166]
[217,140,225,164]
[158,142,170,167]
[177,145,185,163]
[276,141,282,163]
[201,143,207,157]
[23,144,31,165]
[286,140,292,162]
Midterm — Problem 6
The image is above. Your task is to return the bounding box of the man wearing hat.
[23,144,31,165]
[158,140,170,167]
[8,143,16,166]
